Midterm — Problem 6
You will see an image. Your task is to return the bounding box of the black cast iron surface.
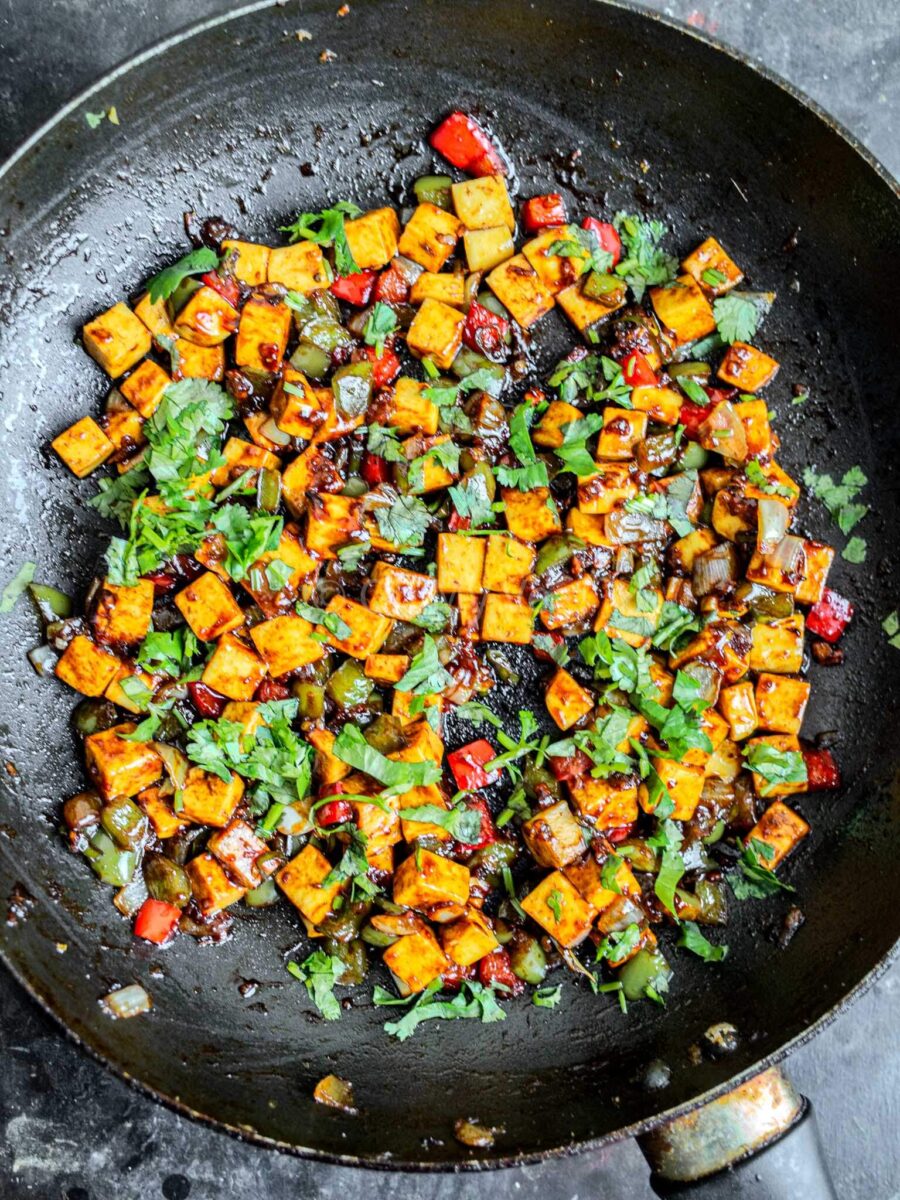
[0,0,899,1195]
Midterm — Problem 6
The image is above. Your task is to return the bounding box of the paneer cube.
[51,417,115,478]
[631,384,682,425]
[324,595,392,658]
[367,562,437,621]
[746,800,810,868]
[305,493,362,560]
[397,783,450,842]
[533,400,583,448]
[564,854,640,913]
[92,579,154,646]
[393,849,470,909]
[171,337,225,380]
[711,489,754,542]
[744,461,800,507]
[383,928,448,995]
[398,203,463,271]
[745,735,807,798]
[208,817,271,888]
[522,226,590,294]
[452,175,515,231]
[104,407,146,461]
[308,728,352,786]
[134,291,175,342]
[436,532,486,593]
[120,359,171,418]
[794,540,834,605]
[250,614,325,675]
[234,295,291,372]
[55,634,121,696]
[485,255,555,328]
[456,593,482,640]
[222,239,271,285]
[281,446,345,515]
[669,526,718,573]
[545,668,594,730]
[480,593,533,643]
[502,487,562,541]
[734,398,773,458]
[82,302,152,377]
[347,779,401,858]
[136,784,189,840]
[597,408,648,460]
[241,523,321,613]
[556,279,625,332]
[84,724,163,799]
[649,275,716,344]
[522,799,586,868]
[267,241,329,293]
[755,673,811,735]
[180,766,244,828]
[577,462,639,515]
[683,707,729,767]
[383,377,439,436]
[277,843,344,926]
[521,870,596,947]
[344,207,401,269]
[745,546,802,595]
[173,284,239,346]
[210,436,281,490]
[640,757,705,820]
[599,577,663,648]
[175,571,245,641]
[201,632,267,700]
[440,908,499,967]
[749,615,805,674]
[718,680,758,740]
[365,654,410,685]
[185,852,247,916]
[540,576,600,631]
[404,434,459,494]
[718,342,779,391]
[409,272,466,307]
[463,226,515,272]
[406,298,465,369]
[568,775,639,829]
[482,535,535,595]
[681,237,743,295]
[270,369,323,437]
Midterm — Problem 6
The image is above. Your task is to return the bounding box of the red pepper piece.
[478,948,524,995]
[521,193,567,232]
[678,401,711,440]
[702,385,738,405]
[144,570,177,593]
[187,681,226,719]
[533,631,565,664]
[429,111,505,177]
[607,823,636,845]
[807,589,854,644]
[456,797,499,854]
[622,350,658,388]
[134,898,181,945]
[441,961,476,991]
[316,798,354,827]
[581,217,622,266]
[462,300,510,358]
[330,270,377,306]
[447,509,471,532]
[361,451,390,487]
[360,343,401,389]
[255,677,290,702]
[548,748,592,782]
[374,264,411,305]
[200,270,240,309]
[802,746,841,791]
[447,739,500,791]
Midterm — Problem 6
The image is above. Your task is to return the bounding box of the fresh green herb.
[447,472,496,528]
[336,540,371,570]
[882,611,900,650]
[792,388,810,406]
[547,226,613,275]
[265,559,294,592]
[295,601,353,640]
[280,201,362,276]
[554,413,604,476]
[842,536,867,564]
[211,505,283,583]
[408,602,454,633]
[375,979,505,1041]
[712,292,764,344]
[0,561,36,614]
[400,801,482,843]
[366,423,406,463]
[652,602,700,652]
[287,950,345,1021]
[332,723,441,795]
[533,985,562,1009]
[408,439,461,493]
[363,302,398,355]
[629,562,658,613]
[374,494,431,549]
[423,366,505,406]
[547,889,564,922]
[678,921,729,962]
[533,633,571,667]
[395,634,454,695]
[746,459,794,499]
[147,247,219,304]
[322,825,380,900]
[595,923,642,964]
[136,627,200,677]
[631,739,674,818]
[117,675,153,710]
[454,701,505,731]
[675,374,710,406]
[731,837,795,900]
[494,401,550,491]
[744,742,807,796]
[612,213,678,301]
[649,820,685,915]
[484,709,542,778]
[701,268,727,288]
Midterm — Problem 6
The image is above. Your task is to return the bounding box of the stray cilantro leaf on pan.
[612,212,678,301]
[883,611,900,650]
[712,291,770,344]
[533,985,562,1009]
[287,951,345,1021]
[376,980,505,1041]
[147,246,220,303]
[842,536,867,564]
[678,922,729,962]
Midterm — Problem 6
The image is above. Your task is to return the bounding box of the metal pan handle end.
[638,1067,837,1198]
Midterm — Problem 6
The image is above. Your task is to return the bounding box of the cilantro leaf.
[211,504,283,582]
[612,213,678,301]
[366,423,406,463]
[652,602,700,652]
[374,494,431,549]
[712,292,763,344]
[287,951,345,1020]
[147,246,219,304]
[730,838,795,900]
[678,921,729,962]
[842,536,867,564]
[295,601,352,640]
[396,634,454,695]
[280,201,362,276]
[363,301,398,356]
[400,801,483,843]
[744,743,807,796]
[447,472,495,528]
[883,611,900,650]
[332,723,441,795]
[376,979,505,1041]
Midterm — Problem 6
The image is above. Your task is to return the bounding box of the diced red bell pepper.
[607,823,637,845]
[581,217,622,267]
[429,111,505,177]
[373,264,411,305]
[702,385,738,405]
[255,677,291,702]
[807,589,854,644]
[200,270,240,309]
[361,451,390,486]
[521,193,567,232]
[441,960,476,991]
[144,570,177,593]
[330,269,377,306]
[548,748,592,782]
[802,746,841,791]
[360,343,401,389]
[316,798,354,827]
[478,948,524,996]
[187,681,226,719]
[447,739,500,791]
[447,509,471,532]
[622,351,658,388]
[533,631,565,664]
[462,300,510,358]
[134,898,181,945]
[456,797,499,854]
[678,401,711,440]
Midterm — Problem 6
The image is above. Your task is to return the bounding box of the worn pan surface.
[1,0,899,1170]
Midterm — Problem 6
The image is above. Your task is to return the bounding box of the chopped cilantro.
[374,979,505,1040]
[280,201,362,276]
[678,922,729,962]
[712,292,765,344]
[883,611,900,650]
[447,471,495,528]
[842,536,867,564]
[147,246,219,304]
[395,634,453,695]
[374,494,431,549]
[532,985,562,1009]
[744,742,807,796]
[546,889,564,922]
[730,837,795,900]
[332,723,441,795]
[363,301,398,355]
[295,601,353,640]
[612,213,678,301]
[287,950,345,1021]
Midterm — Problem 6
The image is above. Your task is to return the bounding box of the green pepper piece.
[244,877,280,908]
[290,340,332,380]
[413,174,453,211]
[332,362,373,420]
[292,681,325,720]
[144,854,191,907]
[84,829,137,888]
[619,947,673,1002]
[325,659,374,709]
[534,533,586,577]
[256,468,282,513]
[582,271,626,305]
[28,583,72,623]
[101,795,148,851]
[71,698,120,737]
[509,932,548,984]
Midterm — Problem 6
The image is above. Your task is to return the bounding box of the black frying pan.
[1,0,899,1193]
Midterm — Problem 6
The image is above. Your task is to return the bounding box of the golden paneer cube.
[201,632,267,700]
[521,870,596,947]
[683,707,730,768]
[55,634,120,696]
[540,576,600,631]
[522,227,590,294]
[482,535,535,595]
[51,416,115,478]
[502,487,562,542]
[392,690,443,728]
[440,908,499,967]
[180,766,244,828]
[384,377,439,436]
[250,614,325,676]
[84,723,163,799]
[267,241,328,293]
[171,337,225,381]
[395,717,445,766]
[568,774,639,829]
[486,255,555,329]
[344,207,401,269]
[92,579,154,646]
[175,571,244,642]
[234,295,291,372]
[522,799,587,868]
[597,408,648,460]
[457,593,482,640]
[393,849,470,909]
[398,203,463,271]
[734,398,773,458]
[242,523,321,613]
[404,434,459,494]
[82,302,152,378]
[533,400,583,449]
[208,817,271,888]
[749,615,805,674]
[222,238,271,285]
[397,783,450,842]
[282,447,344,516]
[711,490,754,542]
[451,175,515,231]
[746,800,810,868]
[410,271,466,307]
[640,757,705,821]
[324,595,392,659]
[406,298,465,369]
[173,284,239,346]
[564,854,640,913]
[347,782,401,858]
[718,342,779,391]
[600,578,663,648]
[556,279,625,332]
[545,668,594,731]
[211,436,281,490]
[631,384,682,426]
[120,359,171,418]
[270,370,322,438]
[365,653,410,685]
[718,680,758,741]
[134,291,175,342]
[305,493,362,560]
[745,547,802,596]
[308,728,352,786]
[480,594,534,644]
[104,407,146,461]
[277,843,344,926]
[681,236,743,295]
[463,225,515,272]
[745,735,807,798]
[669,526,718,574]
[436,532,486,593]
[794,540,834,605]
[105,666,155,713]
[578,462,639,515]
[367,562,437,621]
[136,784,189,840]
[186,852,247,916]
[383,928,448,995]
[755,673,811,735]
[649,275,716,345]
[221,700,265,739]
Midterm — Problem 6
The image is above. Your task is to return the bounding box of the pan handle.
[637,1067,837,1198]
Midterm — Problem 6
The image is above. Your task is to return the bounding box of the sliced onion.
[464,270,484,309]
[258,416,292,447]
[394,253,425,284]
[103,983,152,1019]
[756,498,790,556]
[28,643,59,677]
[764,532,805,576]
[699,401,748,464]
[614,546,635,575]
[155,743,188,791]
[605,507,668,544]
[371,911,425,937]
[693,542,738,597]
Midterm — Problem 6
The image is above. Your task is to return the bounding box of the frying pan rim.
[0,0,898,1173]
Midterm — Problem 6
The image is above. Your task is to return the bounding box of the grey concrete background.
[0,1,897,1197]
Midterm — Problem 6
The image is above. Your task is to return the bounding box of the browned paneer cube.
[480,594,534,644]
[250,614,324,676]
[406,298,465,369]
[745,545,803,595]
[92,579,155,646]
[84,724,163,799]
[452,175,515,231]
[711,489,755,542]
[51,416,115,478]
[346,778,402,860]
[82,302,153,377]
[171,337,225,380]
[670,620,751,684]
[599,577,663,648]
[556,279,626,332]
[270,369,322,437]
[201,632,267,700]
[119,359,171,418]
[745,735,807,798]
[409,271,466,307]
[718,680,758,741]
[463,225,515,272]
[267,241,329,292]
[533,400,583,448]
[749,615,805,674]
[393,690,443,727]
[521,870,596,947]
[669,526,718,573]
[631,384,682,425]
[568,774,639,828]
[717,342,780,391]
[397,781,450,841]
[234,295,292,372]
[396,717,445,767]
[242,524,321,613]
[502,486,562,541]
[208,817,271,888]
[308,728,352,787]
[180,766,244,828]
[436,532,486,593]
[134,291,175,342]
[222,238,271,285]
[440,908,499,967]
[383,377,439,436]
[210,436,281,489]
[186,852,247,916]
[398,203,463,271]
[540,576,600,631]
[545,668,594,730]
[681,237,743,295]
[482,535,535,595]
[383,928,449,996]
[104,407,146,462]
[305,493,363,560]
[367,562,437,621]
[393,849,470,909]
[173,284,239,346]
[324,595,393,659]
[734,398,773,458]
[136,783,189,840]
[794,540,835,605]
[55,634,121,696]
[564,854,641,913]
[755,673,811,735]
[281,446,344,516]
[277,843,344,926]
[344,207,401,269]
[640,757,706,821]
[485,255,555,329]
[649,275,716,345]
[365,654,410,685]
[456,593,482,640]
[174,571,244,642]
[597,408,648,460]
[221,700,265,740]
[577,462,639,515]
[683,707,730,768]
[522,227,590,294]
[746,800,810,868]
[404,433,460,494]
[522,799,587,868]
